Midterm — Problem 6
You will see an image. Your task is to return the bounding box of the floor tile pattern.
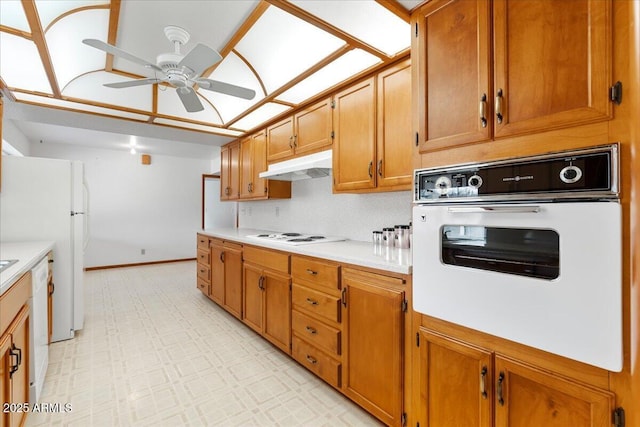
[26,261,382,426]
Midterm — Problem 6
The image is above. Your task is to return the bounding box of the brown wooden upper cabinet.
[221,131,291,201]
[267,98,333,163]
[412,0,613,153]
[333,59,412,193]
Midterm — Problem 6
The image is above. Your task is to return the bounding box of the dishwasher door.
[30,257,49,403]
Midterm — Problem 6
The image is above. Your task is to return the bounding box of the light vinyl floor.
[26,261,382,426]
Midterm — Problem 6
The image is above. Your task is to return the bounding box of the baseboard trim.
[84,258,196,271]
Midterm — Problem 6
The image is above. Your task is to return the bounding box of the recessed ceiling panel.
[64,71,153,112]
[232,103,291,131]
[34,0,109,30]
[290,1,410,56]
[47,9,109,90]
[0,0,29,32]
[0,32,52,93]
[13,92,150,121]
[277,49,381,104]
[235,5,345,94]
[157,87,223,125]
[153,118,243,137]
[202,52,265,124]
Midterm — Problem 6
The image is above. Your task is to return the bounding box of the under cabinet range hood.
[259,150,332,181]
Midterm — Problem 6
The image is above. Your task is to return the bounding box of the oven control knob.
[434,176,452,195]
[560,165,582,184]
[468,175,483,188]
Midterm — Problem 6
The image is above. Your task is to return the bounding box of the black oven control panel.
[414,144,619,203]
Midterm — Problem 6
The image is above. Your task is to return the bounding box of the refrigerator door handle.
[70,211,85,216]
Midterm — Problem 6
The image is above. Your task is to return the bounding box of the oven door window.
[441,226,559,280]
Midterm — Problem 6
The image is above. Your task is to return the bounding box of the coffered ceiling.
[0,0,421,155]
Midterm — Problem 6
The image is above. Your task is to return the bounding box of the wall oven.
[412,144,622,371]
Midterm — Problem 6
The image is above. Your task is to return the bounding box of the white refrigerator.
[0,156,86,342]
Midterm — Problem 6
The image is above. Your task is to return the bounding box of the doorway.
[202,174,236,229]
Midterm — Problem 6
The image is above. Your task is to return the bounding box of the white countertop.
[200,228,412,275]
[0,241,55,296]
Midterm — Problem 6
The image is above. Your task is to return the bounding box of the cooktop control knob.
[434,176,452,195]
[468,174,483,188]
[560,165,582,184]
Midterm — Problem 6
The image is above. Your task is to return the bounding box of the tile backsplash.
[238,174,412,242]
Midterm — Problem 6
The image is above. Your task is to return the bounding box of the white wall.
[238,174,413,242]
[2,120,32,156]
[30,142,212,268]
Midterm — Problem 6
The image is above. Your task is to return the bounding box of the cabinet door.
[294,98,332,156]
[251,131,268,198]
[342,270,404,426]
[242,263,263,334]
[333,78,376,191]
[263,271,291,354]
[419,329,492,427]
[415,0,492,152]
[267,117,294,162]
[7,308,29,427]
[493,0,612,138]
[377,60,412,189]
[495,356,614,427]
[220,145,231,200]
[210,243,224,304]
[223,247,243,319]
[239,137,253,199]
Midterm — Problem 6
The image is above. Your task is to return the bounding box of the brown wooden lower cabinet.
[211,240,243,319]
[418,328,615,427]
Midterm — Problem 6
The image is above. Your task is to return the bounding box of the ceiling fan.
[83,25,256,112]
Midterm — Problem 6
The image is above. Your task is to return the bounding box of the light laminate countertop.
[200,228,412,275]
[0,241,54,296]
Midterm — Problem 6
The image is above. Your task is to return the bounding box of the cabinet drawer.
[197,248,210,265]
[197,234,210,249]
[292,309,341,356]
[292,256,339,291]
[0,271,32,334]
[292,336,341,388]
[292,285,340,323]
[197,265,210,282]
[197,278,208,294]
[244,246,290,274]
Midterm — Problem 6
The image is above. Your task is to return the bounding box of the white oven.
[412,144,622,371]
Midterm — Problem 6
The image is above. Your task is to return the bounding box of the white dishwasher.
[30,257,49,403]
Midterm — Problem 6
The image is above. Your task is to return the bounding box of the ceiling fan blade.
[178,43,222,77]
[83,39,162,72]
[195,78,256,100]
[176,87,204,112]
[104,78,163,88]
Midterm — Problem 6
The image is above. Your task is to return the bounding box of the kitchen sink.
[0,259,19,272]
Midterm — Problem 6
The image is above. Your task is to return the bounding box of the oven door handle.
[447,206,540,214]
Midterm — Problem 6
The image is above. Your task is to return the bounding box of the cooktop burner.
[245,232,345,246]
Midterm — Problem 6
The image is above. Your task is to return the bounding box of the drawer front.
[0,271,32,334]
[197,234,210,249]
[197,248,210,265]
[197,278,209,294]
[292,336,341,388]
[244,246,290,273]
[197,265,210,282]
[292,310,341,356]
[292,285,340,323]
[292,256,339,291]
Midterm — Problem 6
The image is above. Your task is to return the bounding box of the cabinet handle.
[289,136,294,149]
[497,372,505,406]
[377,160,383,177]
[49,281,55,296]
[368,161,373,178]
[306,297,319,306]
[293,135,298,148]
[224,187,230,195]
[480,366,488,399]
[306,355,318,365]
[306,269,318,276]
[258,276,265,290]
[495,89,504,124]
[9,344,20,378]
[305,326,317,335]
[341,287,347,307]
[479,93,488,128]
[220,252,225,263]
